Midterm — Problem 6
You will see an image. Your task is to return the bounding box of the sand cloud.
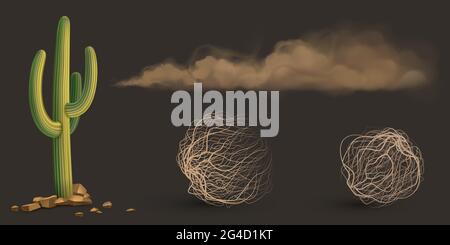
[117,28,435,92]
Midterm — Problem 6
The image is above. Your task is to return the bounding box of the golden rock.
[74,212,84,217]
[32,196,44,203]
[69,195,92,206]
[102,201,112,208]
[55,197,69,206]
[73,183,87,195]
[83,197,93,205]
[10,205,20,212]
[39,195,57,208]
[21,203,41,212]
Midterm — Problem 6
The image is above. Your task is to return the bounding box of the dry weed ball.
[177,124,272,206]
[340,128,424,206]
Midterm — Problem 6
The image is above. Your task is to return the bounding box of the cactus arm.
[29,50,62,138]
[69,72,82,134]
[65,47,97,118]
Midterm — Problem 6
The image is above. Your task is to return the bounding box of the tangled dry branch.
[340,128,424,206]
[177,116,272,206]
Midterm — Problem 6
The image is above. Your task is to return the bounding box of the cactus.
[29,16,97,198]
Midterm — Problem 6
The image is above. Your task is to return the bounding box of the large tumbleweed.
[177,117,272,206]
[340,128,424,206]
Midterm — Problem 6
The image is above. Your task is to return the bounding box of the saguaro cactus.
[29,16,97,198]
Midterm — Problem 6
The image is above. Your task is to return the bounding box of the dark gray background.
[1,0,449,224]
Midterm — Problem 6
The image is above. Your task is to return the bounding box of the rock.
[21,203,41,212]
[90,207,99,213]
[55,197,69,206]
[69,195,92,206]
[102,201,112,208]
[126,208,136,213]
[83,197,93,205]
[96,210,103,214]
[73,183,87,195]
[69,195,84,202]
[83,193,91,199]
[39,195,57,208]
[74,212,84,217]
[10,205,19,212]
[33,196,44,203]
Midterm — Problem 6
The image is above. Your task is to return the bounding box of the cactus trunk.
[29,16,97,198]
[53,128,73,197]
[52,17,73,197]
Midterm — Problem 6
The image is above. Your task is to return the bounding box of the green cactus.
[29,16,97,198]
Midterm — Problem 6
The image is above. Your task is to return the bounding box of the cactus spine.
[29,16,97,198]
